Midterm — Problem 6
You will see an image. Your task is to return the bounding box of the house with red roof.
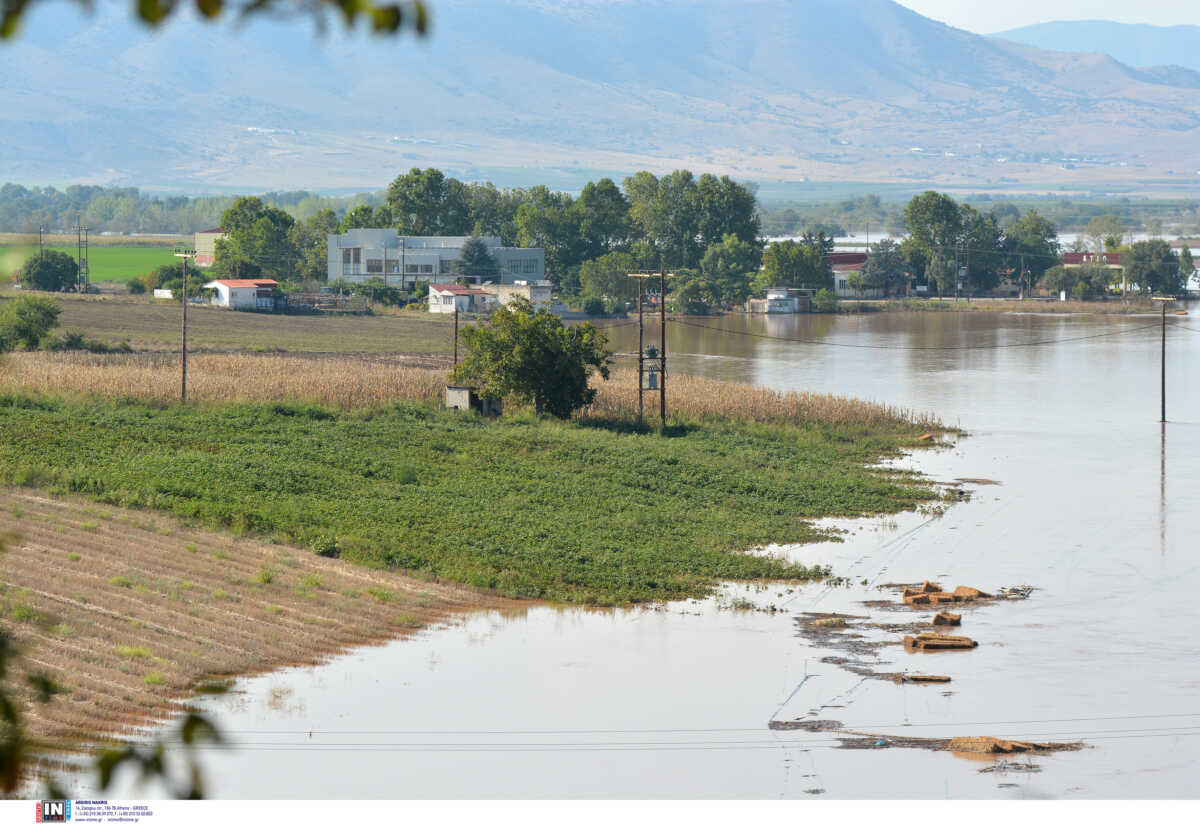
[429,283,494,314]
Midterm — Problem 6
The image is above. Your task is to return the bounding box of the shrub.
[812,288,839,313]
[17,250,77,292]
[126,279,146,294]
[0,294,62,351]
[582,296,605,316]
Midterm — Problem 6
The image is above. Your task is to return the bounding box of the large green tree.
[575,178,631,260]
[454,237,500,281]
[290,208,342,282]
[215,196,298,279]
[1125,240,1184,294]
[902,191,962,295]
[17,249,77,292]
[453,297,612,418]
[698,234,759,306]
[386,168,472,236]
[1004,210,1060,295]
[755,240,826,292]
[514,186,584,279]
[579,251,638,303]
[861,238,907,295]
[695,174,760,249]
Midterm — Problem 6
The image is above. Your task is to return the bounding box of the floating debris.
[903,633,978,651]
[980,760,1042,774]
[832,730,1082,754]
[932,610,961,626]
[894,674,951,684]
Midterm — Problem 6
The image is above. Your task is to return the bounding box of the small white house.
[428,283,493,314]
[202,279,279,310]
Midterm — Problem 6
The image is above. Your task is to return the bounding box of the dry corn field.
[0,489,519,757]
[0,352,940,429]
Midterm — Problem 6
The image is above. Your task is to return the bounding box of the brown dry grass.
[0,488,521,755]
[0,351,941,429]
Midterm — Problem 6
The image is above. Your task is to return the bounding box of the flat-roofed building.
[326,229,545,287]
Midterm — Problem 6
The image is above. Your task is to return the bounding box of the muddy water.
[86,310,1199,799]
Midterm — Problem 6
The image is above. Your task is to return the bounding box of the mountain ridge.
[1,0,1198,191]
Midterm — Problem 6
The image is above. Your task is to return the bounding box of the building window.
[405,264,419,274]
[524,259,537,274]
[440,259,453,274]
[366,259,383,274]
[420,264,434,274]
[442,296,453,305]
[342,248,361,264]
[389,262,400,274]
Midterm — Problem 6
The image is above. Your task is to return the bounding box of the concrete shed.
[202,279,279,310]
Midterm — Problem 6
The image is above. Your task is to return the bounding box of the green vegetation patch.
[0,398,940,604]
[0,246,178,283]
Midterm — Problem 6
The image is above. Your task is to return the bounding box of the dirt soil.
[0,487,520,756]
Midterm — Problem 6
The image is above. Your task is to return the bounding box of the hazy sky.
[894,0,1200,33]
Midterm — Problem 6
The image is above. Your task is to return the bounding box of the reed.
[0,352,940,430]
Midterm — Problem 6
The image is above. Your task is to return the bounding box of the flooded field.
[73,309,1200,799]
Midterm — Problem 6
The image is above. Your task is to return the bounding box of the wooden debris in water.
[953,585,993,600]
[904,633,978,651]
[932,610,961,626]
[893,674,951,684]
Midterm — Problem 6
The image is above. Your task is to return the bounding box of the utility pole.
[39,225,44,262]
[637,278,644,423]
[1151,297,1175,424]
[453,304,459,368]
[628,271,671,425]
[659,267,667,427]
[1019,253,1026,301]
[173,247,196,403]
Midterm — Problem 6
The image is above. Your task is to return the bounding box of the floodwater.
[77,309,1200,799]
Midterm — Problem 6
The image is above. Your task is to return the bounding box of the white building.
[202,278,279,310]
[327,229,545,286]
[428,283,493,314]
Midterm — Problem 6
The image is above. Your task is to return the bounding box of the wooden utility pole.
[174,248,196,402]
[1151,296,1175,423]
[659,268,667,427]
[637,278,644,423]
[453,304,459,368]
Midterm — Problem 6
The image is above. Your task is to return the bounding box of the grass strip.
[0,396,942,604]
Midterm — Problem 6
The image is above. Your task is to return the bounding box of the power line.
[212,711,1200,737]
[669,317,1164,351]
[151,729,1200,753]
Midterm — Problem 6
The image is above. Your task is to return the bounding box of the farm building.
[429,283,493,314]
[194,228,225,268]
[481,281,554,308]
[202,278,280,310]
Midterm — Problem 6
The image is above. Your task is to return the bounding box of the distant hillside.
[1,1,1199,191]
[994,20,1200,74]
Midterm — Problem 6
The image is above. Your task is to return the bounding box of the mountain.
[1,0,1199,192]
[994,20,1200,75]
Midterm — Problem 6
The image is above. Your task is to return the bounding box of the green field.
[0,245,178,283]
[0,397,941,604]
